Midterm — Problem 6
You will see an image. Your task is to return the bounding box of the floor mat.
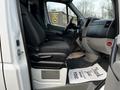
[67,58,92,69]
[69,63,107,84]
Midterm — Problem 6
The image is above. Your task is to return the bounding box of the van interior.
[19,0,117,89]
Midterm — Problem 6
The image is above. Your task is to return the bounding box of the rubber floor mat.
[67,58,92,69]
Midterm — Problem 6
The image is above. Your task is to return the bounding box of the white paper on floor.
[69,63,107,84]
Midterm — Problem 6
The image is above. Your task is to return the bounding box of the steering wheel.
[64,17,74,32]
[64,17,81,41]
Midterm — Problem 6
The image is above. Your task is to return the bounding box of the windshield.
[72,0,114,19]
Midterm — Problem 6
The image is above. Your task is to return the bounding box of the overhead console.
[85,20,117,55]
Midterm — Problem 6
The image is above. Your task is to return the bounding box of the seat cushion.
[40,41,71,54]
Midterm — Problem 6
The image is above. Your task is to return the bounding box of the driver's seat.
[21,4,72,61]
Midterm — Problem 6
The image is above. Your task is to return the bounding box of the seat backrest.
[35,14,47,30]
[21,4,46,47]
[30,4,47,30]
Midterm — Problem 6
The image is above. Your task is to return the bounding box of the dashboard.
[84,19,117,55]
[86,20,116,39]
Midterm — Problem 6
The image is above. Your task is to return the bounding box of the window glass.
[73,0,114,19]
[68,7,77,25]
[47,2,77,27]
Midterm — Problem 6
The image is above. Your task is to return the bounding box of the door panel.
[105,67,120,90]
[0,64,5,90]
[112,62,120,79]
[105,35,120,90]
[0,43,5,90]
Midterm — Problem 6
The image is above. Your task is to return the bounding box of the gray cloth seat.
[30,4,75,49]
[40,41,70,54]
[21,4,71,60]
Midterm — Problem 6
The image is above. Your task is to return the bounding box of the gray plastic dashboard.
[86,20,117,39]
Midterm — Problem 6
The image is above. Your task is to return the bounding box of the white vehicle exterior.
[0,0,31,90]
[0,0,120,90]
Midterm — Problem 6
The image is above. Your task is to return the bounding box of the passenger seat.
[30,3,75,49]
[21,4,72,62]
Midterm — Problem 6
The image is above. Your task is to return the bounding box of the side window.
[68,7,77,25]
[73,0,114,19]
[47,2,77,27]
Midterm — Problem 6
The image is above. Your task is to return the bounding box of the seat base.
[31,68,67,89]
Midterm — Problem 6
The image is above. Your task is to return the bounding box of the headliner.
[45,0,73,3]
